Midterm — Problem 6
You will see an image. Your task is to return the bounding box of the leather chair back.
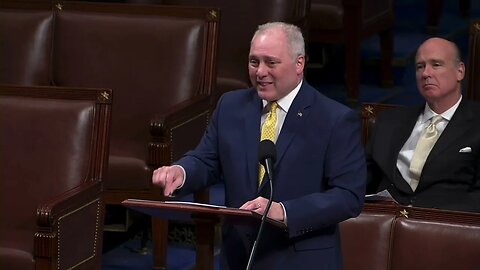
[391,218,480,270]
[1,96,93,230]
[340,212,395,270]
[158,0,310,102]
[0,85,111,270]
[340,202,480,270]
[52,3,219,268]
[51,1,218,192]
[0,1,53,85]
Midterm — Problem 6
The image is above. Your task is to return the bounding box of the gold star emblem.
[365,105,374,114]
[399,209,409,218]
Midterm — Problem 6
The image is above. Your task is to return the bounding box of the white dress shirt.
[261,80,302,137]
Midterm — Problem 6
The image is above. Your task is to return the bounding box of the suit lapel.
[390,108,422,153]
[425,99,472,166]
[275,84,313,164]
[257,82,313,192]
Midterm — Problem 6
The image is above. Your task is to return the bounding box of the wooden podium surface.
[122,199,286,228]
[122,199,286,270]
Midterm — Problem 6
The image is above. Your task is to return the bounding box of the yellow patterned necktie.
[259,102,278,186]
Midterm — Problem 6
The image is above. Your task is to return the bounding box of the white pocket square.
[459,147,472,153]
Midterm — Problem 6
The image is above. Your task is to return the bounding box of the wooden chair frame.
[0,84,112,270]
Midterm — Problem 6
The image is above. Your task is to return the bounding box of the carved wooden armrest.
[149,94,211,167]
[35,180,103,269]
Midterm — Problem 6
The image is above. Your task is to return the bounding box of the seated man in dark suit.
[366,37,480,213]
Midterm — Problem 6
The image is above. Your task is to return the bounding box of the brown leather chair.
[0,1,219,268]
[0,85,111,270]
[340,202,480,270]
[308,0,395,104]
[466,20,480,102]
[390,217,480,270]
[130,0,311,106]
[50,2,219,268]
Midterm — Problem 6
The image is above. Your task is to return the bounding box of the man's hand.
[240,197,285,222]
[152,165,184,196]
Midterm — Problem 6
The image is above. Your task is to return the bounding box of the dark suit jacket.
[366,98,480,213]
[176,81,366,270]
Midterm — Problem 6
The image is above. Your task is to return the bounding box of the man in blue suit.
[153,22,366,269]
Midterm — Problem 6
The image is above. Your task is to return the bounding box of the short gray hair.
[252,22,305,60]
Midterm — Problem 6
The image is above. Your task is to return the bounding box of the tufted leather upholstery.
[0,85,111,270]
[340,202,480,270]
[309,0,394,104]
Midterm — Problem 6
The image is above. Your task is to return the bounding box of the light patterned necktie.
[258,102,278,186]
[409,115,443,191]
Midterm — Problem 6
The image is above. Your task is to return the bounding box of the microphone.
[246,139,277,270]
[258,139,277,182]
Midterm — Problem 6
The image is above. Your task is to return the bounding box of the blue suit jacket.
[177,81,366,269]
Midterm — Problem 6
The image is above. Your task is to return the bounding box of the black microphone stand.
[245,161,274,270]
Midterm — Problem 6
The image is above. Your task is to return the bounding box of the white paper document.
[365,189,398,203]
[163,200,227,209]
